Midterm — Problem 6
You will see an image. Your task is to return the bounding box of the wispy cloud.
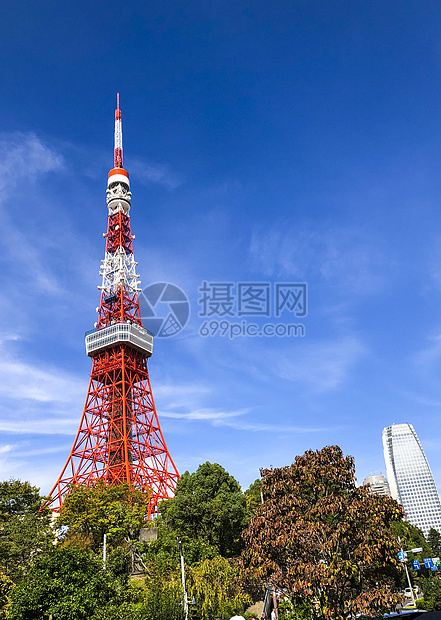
[161,407,248,421]
[270,336,367,391]
[0,444,15,455]
[130,157,181,190]
[0,132,64,195]
[0,418,79,435]
[0,354,84,404]
[249,222,388,296]
[160,404,330,433]
[211,419,334,433]
[413,332,441,373]
[153,383,211,409]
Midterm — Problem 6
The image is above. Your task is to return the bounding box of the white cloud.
[0,444,15,454]
[153,383,211,408]
[0,355,84,404]
[249,223,388,296]
[130,157,181,190]
[0,418,79,435]
[414,332,441,372]
[0,132,64,194]
[161,407,248,421]
[212,418,334,433]
[271,336,367,391]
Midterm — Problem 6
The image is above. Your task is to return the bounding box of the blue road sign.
[424,558,434,568]
[432,566,438,571]
[413,560,421,570]
[398,552,406,561]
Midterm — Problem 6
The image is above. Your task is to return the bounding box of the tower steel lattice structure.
[46,96,180,515]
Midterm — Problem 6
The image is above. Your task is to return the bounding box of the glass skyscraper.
[382,423,441,536]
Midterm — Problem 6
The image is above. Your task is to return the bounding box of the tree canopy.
[160,462,247,557]
[187,555,251,620]
[241,445,404,620]
[7,546,129,620]
[427,528,441,557]
[0,480,52,581]
[244,479,262,517]
[57,481,151,549]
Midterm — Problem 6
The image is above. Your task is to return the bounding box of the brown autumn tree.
[241,446,404,620]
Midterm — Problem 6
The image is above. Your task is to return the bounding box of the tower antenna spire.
[114,92,123,168]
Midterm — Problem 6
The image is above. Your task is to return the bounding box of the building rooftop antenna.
[114,92,123,169]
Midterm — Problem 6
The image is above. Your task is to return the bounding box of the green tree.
[0,480,52,581]
[57,481,151,550]
[7,546,129,620]
[427,528,441,557]
[392,520,432,558]
[241,446,404,620]
[0,571,13,619]
[416,575,441,611]
[140,521,217,571]
[391,520,433,588]
[160,462,247,557]
[188,555,251,620]
[244,479,262,518]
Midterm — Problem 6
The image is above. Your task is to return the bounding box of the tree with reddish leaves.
[241,446,404,619]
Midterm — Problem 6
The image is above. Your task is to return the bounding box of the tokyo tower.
[46,95,180,515]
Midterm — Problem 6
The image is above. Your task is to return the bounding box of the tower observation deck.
[46,96,180,515]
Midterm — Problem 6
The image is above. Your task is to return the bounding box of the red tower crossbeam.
[46,95,179,515]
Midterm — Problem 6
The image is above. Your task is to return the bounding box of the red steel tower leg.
[46,95,179,515]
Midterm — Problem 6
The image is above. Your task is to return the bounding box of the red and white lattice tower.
[46,95,180,514]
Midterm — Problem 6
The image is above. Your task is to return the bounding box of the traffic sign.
[398,552,406,561]
[432,566,439,571]
[424,558,434,568]
[413,560,421,570]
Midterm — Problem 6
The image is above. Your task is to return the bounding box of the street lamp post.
[398,538,423,608]
[177,538,189,620]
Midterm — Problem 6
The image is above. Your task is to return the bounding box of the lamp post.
[177,538,188,620]
[398,538,423,607]
[103,533,107,571]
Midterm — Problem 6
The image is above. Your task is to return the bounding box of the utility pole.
[103,533,107,570]
[398,537,422,607]
[177,538,188,620]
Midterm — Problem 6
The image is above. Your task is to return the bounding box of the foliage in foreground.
[187,555,252,620]
[91,580,185,620]
[7,546,130,620]
[427,527,441,558]
[57,481,151,550]
[416,575,441,611]
[242,445,404,620]
[0,571,13,619]
[0,480,53,582]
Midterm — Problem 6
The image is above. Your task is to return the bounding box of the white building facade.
[382,423,441,536]
[363,474,391,497]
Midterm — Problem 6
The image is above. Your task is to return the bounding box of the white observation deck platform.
[85,322,154,357]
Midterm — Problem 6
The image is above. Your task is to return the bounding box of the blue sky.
[2,0,441,495]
